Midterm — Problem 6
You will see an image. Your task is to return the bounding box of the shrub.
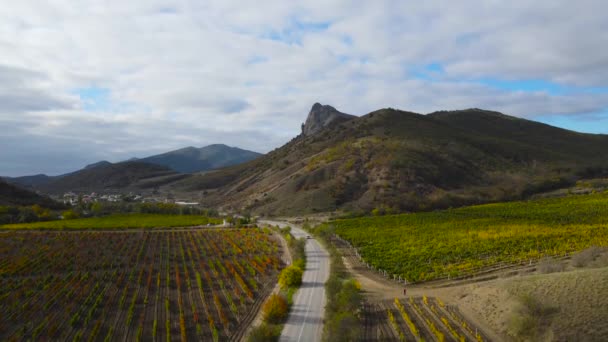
[335,279,362,313]
[248,323,282,342]
[537,257,565,274]
[324,311,361,342]
[262,294,288,324]
[293,258,305,270]
[508,294,558,341]
[572,246,602,267]
[278,266,303,289]
[62,209,79,220]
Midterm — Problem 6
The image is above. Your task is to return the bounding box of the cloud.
[0,65,75,113]
[0,0,607,175]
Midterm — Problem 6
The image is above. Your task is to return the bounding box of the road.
[261,220,330,342]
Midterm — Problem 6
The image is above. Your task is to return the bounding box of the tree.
[62,209,79,220]
[18,207,38,223]
[91,202,103,216]
[262,294,288,324]
[325,312,361,342]
[31,204,53,220]
[278,265,303,289]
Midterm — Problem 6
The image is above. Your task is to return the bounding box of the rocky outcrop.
[301,103,356,136]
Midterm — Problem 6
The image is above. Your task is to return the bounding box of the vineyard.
[0,214,222,230]
[0,229,282,341]
[364,296,488,342]
[323,192,608,282]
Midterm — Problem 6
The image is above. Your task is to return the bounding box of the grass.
[0,214,221,230]
[505,267,608,341]
[318,192,608,282]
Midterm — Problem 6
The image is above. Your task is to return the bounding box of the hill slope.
[37,161,181,194]
[0,180,63,208]
[168,104,608,215]
[452,265,608,341]
[138,144,262,173]
[3,174,55,188]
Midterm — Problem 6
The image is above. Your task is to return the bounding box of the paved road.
[261,220,330,342]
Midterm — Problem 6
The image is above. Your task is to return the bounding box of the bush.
[508,294,558,341]
[62,209,79,220]
[335,280,362,313]
[324,311,361,342]
[278,266,303,289]
[248,323,282,342]
[572,246,602,267]
[262,294,288,324]
[537,257,565,274]
[293,258,305,270]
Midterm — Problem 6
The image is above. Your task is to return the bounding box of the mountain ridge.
[301,102,356,136]
[138,144,262,173]
[4,144,262,190]
[166,104,608,215]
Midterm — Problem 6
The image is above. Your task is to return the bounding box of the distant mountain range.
[4,103,608,215]
[3,144,262,193]
[137,144,262,173]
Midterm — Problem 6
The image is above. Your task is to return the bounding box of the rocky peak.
[301,103,356,136]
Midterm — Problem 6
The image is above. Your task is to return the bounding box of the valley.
[2,104,608,342]
[3,2,607,340]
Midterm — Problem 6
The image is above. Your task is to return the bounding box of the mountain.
[3,174,55,188]
[4,144,260,193]
[300,103,356,136]
[37,161,185,194]
[167,104,608,216]
[138,144,262,173]
[84,160,112,169]
[0,179,63,208]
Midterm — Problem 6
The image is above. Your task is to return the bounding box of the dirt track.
[337,234,608,341]
[336,240,504,341]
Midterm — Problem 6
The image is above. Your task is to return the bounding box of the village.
[57,191,200,207]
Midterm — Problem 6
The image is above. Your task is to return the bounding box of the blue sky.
[73,87,112,111]
[0,1,607,176]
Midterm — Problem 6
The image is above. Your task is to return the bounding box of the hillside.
[452,265,608,341]
[0,179,63,209]
[138,144,262,173]
[4,144,260,190]
[168,104,608,215]
[37,161,180,194]
[3,174,54,188]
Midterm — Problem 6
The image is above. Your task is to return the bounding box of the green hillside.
[315,192,608,282]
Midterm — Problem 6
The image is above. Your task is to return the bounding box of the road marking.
[264,222,328,342]
[296,241,320,342]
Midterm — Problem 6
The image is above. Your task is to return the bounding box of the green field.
[317,192,608,282]
[0,214,222,230]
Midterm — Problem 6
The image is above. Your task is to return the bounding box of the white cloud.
[0,0,607,175]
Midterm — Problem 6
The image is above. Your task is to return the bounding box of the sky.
[1,1,608,176]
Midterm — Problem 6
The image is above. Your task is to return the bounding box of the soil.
[339,238,608,341]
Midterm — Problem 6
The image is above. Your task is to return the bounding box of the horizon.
[4,105,607,178]
[1,1,607,176]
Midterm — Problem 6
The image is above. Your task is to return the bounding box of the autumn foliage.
[262,294,289,324]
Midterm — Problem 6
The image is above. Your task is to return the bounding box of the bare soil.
[339,239,608,341]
